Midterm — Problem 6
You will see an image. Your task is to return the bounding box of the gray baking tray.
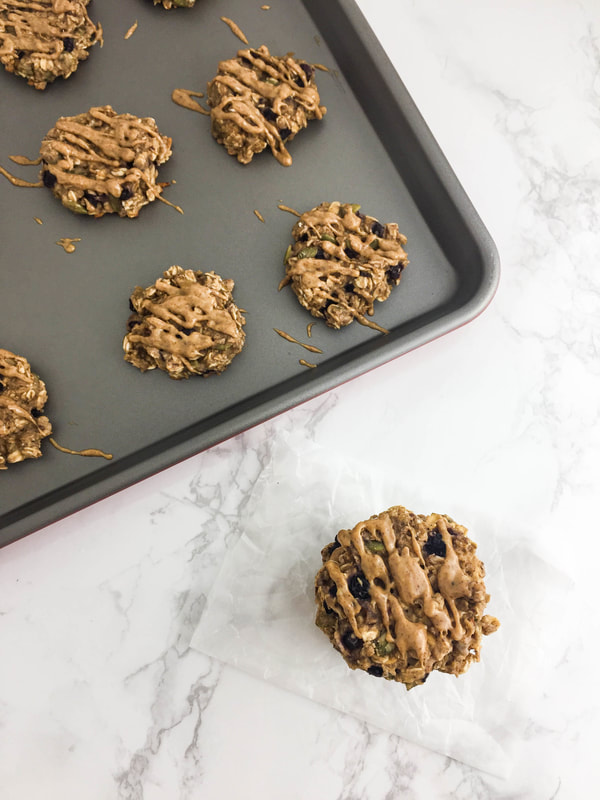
[0,0,499,547]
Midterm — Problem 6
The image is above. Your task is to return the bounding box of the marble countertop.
[1,1,599,797]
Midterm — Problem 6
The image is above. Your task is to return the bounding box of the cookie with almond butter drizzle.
[281,202,409,332]
[0,349,52,470]
[39,105,173,218]
[153,0,195,8]
[0,0,102,90]
[206,45,326,166]
[315,505,500,689]
[123,266,246,379]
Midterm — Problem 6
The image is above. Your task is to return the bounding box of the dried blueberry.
[315,247,326,259]
[300,62,314,81]
[344,282,355,293]
[260,106,278,123]
[371,221,385,237]
[386,263,404,284]
[279,127,292,140]
[423,530,446,558]
[348,572,370,600]
[298,232,309,243]
[42,170,57,189]
[344,246,360,260]
[120,185,133,201]
[63,37,75,52]
[323,603,335,615]
[367,665,384,677]
[83,191,99,207]
[31,408,42,418]
[293,75,304,87]
[341,631,362,651]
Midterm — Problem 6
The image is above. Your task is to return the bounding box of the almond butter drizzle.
[325,513,471,665]
[278,204,301,216]
[171,88,210,115]
[273,328,323,353]
[209,46,326,166]
[0,165,43,188]
[299,359,316,368]
[49,437,112,461]
[124,20,138,40]
[253,208,265,222]
[10,155,41,166]
[55,236,81,253]
[220,16,249,45]
[156,193,184,215]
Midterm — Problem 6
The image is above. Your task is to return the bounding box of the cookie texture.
[39,105,173,218]
[315,505,500,689]
[124,265,246,379]
[281,202,408,331]
[0,0,102,90]
[0,348,52,470]
[206,45,326,166]
[153,0,195,7]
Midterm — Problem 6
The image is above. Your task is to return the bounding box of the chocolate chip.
[371,221,385,237]
[31,408,42,418]
[348,572,370,600]
[344,246,360,260]
[341,631,362,651]
[181,327,194,336]
[344,282,355,293]
[423,530,446,558]
[42,170,57,189]
[367,665,384,677]
[63,37,75,52]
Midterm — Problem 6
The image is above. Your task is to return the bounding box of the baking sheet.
[0,0,499,546]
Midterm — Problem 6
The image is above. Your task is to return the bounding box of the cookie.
[153,0,195,7]
[281,202,409,331]
[39,105,173,218]
[0,0,102,90]
[315,505,500,689]
[123,265,246,379]
[206,45,326,166]
[0,348,52,469]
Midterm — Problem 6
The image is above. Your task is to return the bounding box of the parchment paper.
[190,436,571,777]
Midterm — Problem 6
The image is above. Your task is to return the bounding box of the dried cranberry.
[42,170,57,189]
[341,631,362,651]
[386,263,404,284]
[423,530,446,558]
[260,106,278,123]
[348,572,370,600]
[300,63,314,81]
[371,221,385,237]
[367,665,384,677]
[63,37,75,52]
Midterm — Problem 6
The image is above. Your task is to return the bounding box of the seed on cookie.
[0,0,102,90]
[38,106,173,218]
[314,505,500,690]
[281,202,409,331]
[123,265,246,380]
[206,45,326,166]
[0,348,52,469]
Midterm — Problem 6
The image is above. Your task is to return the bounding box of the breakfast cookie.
[315,505,500,689]
[39,105,173,218]
[153,0,196,7]
[123,265,246,379]
[281,202,409,331]
[0,0,102,90]
[206,45,326,166]
[0,348,52,470]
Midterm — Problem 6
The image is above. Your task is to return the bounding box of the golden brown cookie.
[206,45,326,166]
[0,348,52,469]
[39,105,173,218]
[123,265,246,379]
[0,0,102,90]
[281,202,408,331]
[315,505,500,689]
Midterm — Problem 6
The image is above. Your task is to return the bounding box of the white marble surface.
[2,0,599,797]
